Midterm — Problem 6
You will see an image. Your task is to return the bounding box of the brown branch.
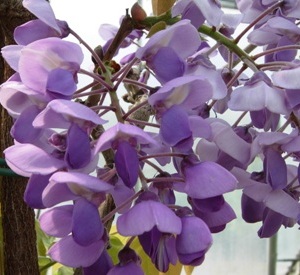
[0,1,39,274]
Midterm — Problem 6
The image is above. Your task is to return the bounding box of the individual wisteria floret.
[2,0,300,273]
[172,0,224,28]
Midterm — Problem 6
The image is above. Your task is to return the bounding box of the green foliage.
[147,21,167,38]
[35,219,56,274]
[54,266,74,275]
[151,0,176,15]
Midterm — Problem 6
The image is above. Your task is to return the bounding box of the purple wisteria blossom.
[172,0,224,28]
[136,20,201,83]
[2,0,300,273]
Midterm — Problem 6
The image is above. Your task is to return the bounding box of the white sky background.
[47,1,299,274]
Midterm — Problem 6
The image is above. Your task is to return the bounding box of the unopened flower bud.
[131,2,147,21]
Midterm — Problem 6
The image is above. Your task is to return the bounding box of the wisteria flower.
[138,226,177,272]
[190,196,237,233]
[180,156,238,199]
[2,38,84,100]
[232,160,300,237]
[176,208,213,265]
[94,123,158,188]
[172,0,224,28]
[196,119,251,168]
[228,72,290,116]
[136,20,201,83]
[117,191,182,236]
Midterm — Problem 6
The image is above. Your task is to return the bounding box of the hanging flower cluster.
[1,0,300,273]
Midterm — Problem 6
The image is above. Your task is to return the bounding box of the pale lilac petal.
[265,190,300,219]
[23,0,61,33]
[231,167,259,189]
[94,122,158,153]
[11,105,42,143]
[40,205,73,237]
[0,81,51,117]
[1,45,23,71]
[4,144,65,175]
[243,184,272,202]
[14,19,62,45]
[117,200,182,236]
[196,139,219,162]
[136,20,200,60]
[282,135,300,153]
[228,82,290,115]
[33,99,106,129]
[194,0,223,27]
[222,13,243,29]
[48,236,105,267]
[172,0,205,28]
[209,120,251,164]
[42,180,78,207]
[19,38,83,92]
[184,161,237,199]
[148,76,213,110]
[272,66,300,89]
[248,28,279,46]
[0,81,33,118]
[49,171,113,193]
[186,65,227,100]
[98,24,118,41]
[189,116,211,139]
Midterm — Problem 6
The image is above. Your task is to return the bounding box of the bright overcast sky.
[50,0,151,47]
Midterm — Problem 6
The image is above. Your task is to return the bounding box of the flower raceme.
[1,0,300,273]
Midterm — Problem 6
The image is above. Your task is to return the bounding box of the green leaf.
[56,266,74,275]
[108,235,124,264]
[38,256,54,275]
[183,265,195,275]
[35,219,55,256]
[147,21,167,38]
[38,256,52,267]
[151,0,176,15]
